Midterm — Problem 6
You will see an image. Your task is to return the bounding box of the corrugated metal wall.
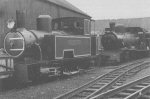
[0,0,90,48]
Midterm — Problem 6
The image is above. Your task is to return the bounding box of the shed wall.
[0,0,90,48]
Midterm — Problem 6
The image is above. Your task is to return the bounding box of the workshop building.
[0,0,91,48]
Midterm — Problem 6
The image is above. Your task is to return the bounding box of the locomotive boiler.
[102,24,150,50]
[4,29,49,60]
[101,22,150,64]
[4,16,98,83]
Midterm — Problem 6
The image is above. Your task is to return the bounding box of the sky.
[66,0,150,20]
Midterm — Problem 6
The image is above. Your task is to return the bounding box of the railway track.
[91,76,150,99]
[54,59,150,99]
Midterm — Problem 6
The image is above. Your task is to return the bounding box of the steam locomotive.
[101,22,150,64]
[4,16,99,83]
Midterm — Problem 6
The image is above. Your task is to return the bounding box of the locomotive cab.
[52,17,91,35]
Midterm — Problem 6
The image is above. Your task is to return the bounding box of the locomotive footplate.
[14,55,96,83]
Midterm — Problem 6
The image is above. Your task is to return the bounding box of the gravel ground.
[1,59,150,99]
[0,67,114,99]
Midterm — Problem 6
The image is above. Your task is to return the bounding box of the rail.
[54,58,150,99]
[91,76,150,99]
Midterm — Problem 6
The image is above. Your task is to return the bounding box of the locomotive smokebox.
[37,15,52,33]
[101,32,120,50]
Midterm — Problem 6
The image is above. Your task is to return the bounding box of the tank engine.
[102,24,150,50]
[101,22,150,64]
[4,16,98,83]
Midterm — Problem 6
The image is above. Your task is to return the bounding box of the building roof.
[45,0,91,18]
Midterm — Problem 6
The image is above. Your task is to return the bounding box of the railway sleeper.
[72,94,85,98]
[101,78,114,81]
[112,85,120,89]
[136,84,149,88]
[110,93,128,98]
[122,89,138,93]
[118,69,127,72]
[122,75,128,78]
[117,92,133,96]
[131,69,141,73]
[115,82,123,86]
[111,74,120,76]
[124,73,131,76]
[116,80,124,84]
[113,83,122,87]
[112,72,124,74]
[89,86,102,89]
[84,88,98,92]
[138,83,150,86]
[130,86,144,90]
[112,84,122,88]
[128,70,138,74]
[90,84,105,89]
[105,76,116,79]
[118,78,126,82]
[98,80,110,83]
[109,86,115,90]
[75,90,95,97]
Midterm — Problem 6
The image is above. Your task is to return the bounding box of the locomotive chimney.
[109,22,115,32]
[16,10,25,28]
[36,15,52,33]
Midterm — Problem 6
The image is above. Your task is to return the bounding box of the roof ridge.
[45,0,91,17]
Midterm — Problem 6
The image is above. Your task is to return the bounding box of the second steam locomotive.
[101,22,150,64]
